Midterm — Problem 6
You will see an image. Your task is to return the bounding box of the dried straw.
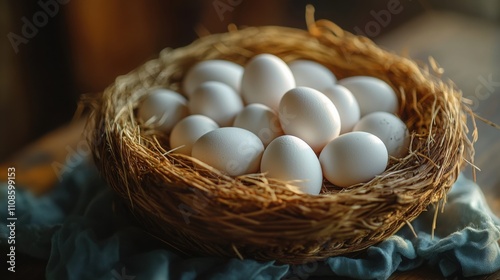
[89,10,474,264]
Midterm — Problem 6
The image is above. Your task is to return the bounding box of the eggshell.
[278,87,341,153]
[338,76,398,116]
[353,112,410,158]
[288,60,336,91]
[322,85,361,134]
[182,60,244,97]
[137,88,189,133]
[261,135,323,195]
[319,131,388,188]
[189,81,244,127]
[169,115,219,155]
[192,127,264,176]
[233,104,284,146]
[241,54,295,110]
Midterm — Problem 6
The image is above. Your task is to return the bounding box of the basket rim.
[88,17,475,263]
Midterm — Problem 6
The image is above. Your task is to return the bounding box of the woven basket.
[89,11,474,264]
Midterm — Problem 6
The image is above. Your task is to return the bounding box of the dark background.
[1,0,499,171]
[1,0,427,161]
[1,1,499,279]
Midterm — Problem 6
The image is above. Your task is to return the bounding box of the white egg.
[189,81,244,127]
[319,131,388,188]
[288,60,337,91]
[182,60,244,97]
[322,85,361,134]
[241,54,295,111]
[338,76,399,116]
[353,112,410,158]
[278,87,341,153]
[169,115,219,155]
[233,104,284,147]
[261,135,323,195]
[192,127,264,176]
[137,88,189,133]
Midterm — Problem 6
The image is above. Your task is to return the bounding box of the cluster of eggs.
[137,54,410,195]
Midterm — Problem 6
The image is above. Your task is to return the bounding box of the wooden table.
[2,10,499,280]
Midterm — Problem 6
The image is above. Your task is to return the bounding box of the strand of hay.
[88,9,474,264]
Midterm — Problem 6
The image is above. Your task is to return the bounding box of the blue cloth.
[1,160,500,280]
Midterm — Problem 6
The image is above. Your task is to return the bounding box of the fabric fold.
[1,160,500,280]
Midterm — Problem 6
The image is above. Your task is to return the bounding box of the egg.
[241,54,295,111]
[353,112,410,158]
[338,76,398,116]
[137,88,189,133]
[182,60,244,97]
[288,60,336,91]
[278,87,341,153]
[192,127,264,176]
[169,115,219,155]
[322,85,361,134]
[261,135,323,195]
[189,81,244,127]
[319,131,388,188]
[233,104,284,146]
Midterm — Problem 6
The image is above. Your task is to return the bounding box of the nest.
[89,9,474,264]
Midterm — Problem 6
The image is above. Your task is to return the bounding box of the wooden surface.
[1,10,500,280]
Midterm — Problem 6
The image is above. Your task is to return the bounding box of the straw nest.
[89,9,475,264]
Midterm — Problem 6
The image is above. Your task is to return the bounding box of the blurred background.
[0,0,499,196]
[0,1,499,278]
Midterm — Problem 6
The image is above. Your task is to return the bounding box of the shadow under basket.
[89,16,474,264]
